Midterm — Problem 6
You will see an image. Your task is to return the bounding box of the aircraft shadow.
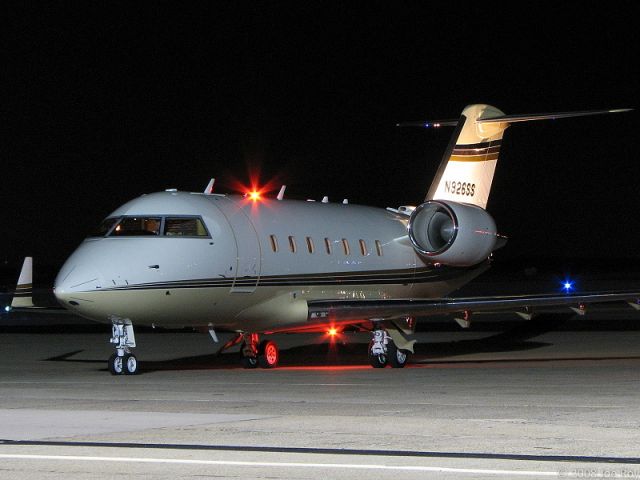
[43,314,571,372]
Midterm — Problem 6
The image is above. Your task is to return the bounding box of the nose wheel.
[108,353,138,375]
[108,317,138,375]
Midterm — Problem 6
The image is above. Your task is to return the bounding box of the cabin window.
[288,236,297,253]
[342,238,350,255]
[111,217,162,236]
[269,235,279,252]
[324,237,332,254]
[306,236,315,254]
[375,240,383,256]
[359,239,368,256]
[164,217,208,237]
[89,217,119,237]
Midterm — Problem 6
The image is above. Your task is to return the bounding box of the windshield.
[164,217,208,236]
[92,216,210,238]
[88,217,119,237]
[111,217,162,236]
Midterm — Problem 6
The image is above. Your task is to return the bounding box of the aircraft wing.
[3,257,68,315]
[307,291,640,323]
[5,305,68,314]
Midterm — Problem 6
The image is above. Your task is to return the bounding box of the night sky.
[3,3,638,270]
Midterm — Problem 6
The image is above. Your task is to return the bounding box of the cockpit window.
[164,217,208,237]
[101,216,210,238]
[88,217,119,237]
[111,217,162,236]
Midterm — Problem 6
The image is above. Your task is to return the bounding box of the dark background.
[2,3,638,280]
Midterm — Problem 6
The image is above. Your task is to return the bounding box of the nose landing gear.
[108,317,138,375]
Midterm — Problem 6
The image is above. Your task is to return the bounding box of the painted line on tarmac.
[3,440,639,465]
[0,453,560,476]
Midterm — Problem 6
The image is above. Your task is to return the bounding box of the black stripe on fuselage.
[90,267,467,292]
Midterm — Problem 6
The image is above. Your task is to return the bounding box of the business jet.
[48,104,638,375]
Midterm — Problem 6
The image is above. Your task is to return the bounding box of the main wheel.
[123,354,138,375]
[108,353,124,375]
[368,340,387,368]
[369,353,387,368]
[387,343,408,368]
[241,355,258,369]
[258,340,279,368]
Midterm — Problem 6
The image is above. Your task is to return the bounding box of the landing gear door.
[216,199,261,293]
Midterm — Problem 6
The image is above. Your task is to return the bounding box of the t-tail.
[399,104,631,209]
[11,257,34,308]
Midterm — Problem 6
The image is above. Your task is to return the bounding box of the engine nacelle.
[408,200,497,267]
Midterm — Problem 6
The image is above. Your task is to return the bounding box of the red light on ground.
[328,328,338,336]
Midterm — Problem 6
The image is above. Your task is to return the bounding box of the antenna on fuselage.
[204,178,215,195]
[277,185,286,200]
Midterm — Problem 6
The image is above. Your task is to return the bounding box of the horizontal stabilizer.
[398,108,631,128]
[396,119,459,128]
[477,108,632,124]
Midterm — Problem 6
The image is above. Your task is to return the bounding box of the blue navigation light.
[562,280,574,293]
[4,305,11,313]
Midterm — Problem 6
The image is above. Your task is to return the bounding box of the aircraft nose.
[54,263,103,308]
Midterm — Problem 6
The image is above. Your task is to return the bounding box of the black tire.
[241,355,258,369]
[258,340,279,368]
[123,354,138,375]
[387,342,408,368]
[108,353,124,375]
[369,353,387,368]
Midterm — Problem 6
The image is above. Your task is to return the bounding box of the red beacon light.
[248,190,262,201]
[327,327,338,336]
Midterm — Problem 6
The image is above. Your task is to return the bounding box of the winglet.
[11,257,34,308]
[277,185,286,200]
[204,178,215,195]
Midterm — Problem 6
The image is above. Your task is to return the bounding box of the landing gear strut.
[368,327,409,368]
[240,333,279,369]
[109,317,138,375]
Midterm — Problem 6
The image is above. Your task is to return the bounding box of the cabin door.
[216,199,261,293]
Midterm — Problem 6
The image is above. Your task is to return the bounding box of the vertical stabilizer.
[11,257,34,308]
[417,104,630,209]
[427,104,509,209]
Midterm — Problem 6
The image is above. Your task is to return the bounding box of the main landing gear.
[368,327,410,368]
[108,317,138,375]
[240,333,279,369]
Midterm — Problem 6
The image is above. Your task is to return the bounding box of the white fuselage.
[54,191,482,331]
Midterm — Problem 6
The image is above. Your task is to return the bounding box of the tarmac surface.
[1,314,639,479]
